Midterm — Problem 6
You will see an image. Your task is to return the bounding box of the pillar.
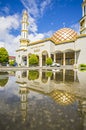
[63,52,66,66]
[63,69,65,82]
[39,55,42,67]
[27,55,29,67]
[54,53,56,62]
[74,51,76,65]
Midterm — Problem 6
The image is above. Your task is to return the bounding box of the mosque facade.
[16,0,86,67]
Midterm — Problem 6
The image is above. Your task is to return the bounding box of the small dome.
[51,28,78,43]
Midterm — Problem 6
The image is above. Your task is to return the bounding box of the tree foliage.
[9,60,15,66]
[28,70,39,80]
[0,72,9,86]
[46,57,53,65]
[45,71,52,77]
[0,47,9,65]
[29,54,39,66]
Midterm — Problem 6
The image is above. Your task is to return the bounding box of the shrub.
[29,54,38,66]
[46,57,52,65]
[80,64,86,67]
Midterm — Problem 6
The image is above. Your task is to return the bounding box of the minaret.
[20,10,29,47]
[80,0,86,34]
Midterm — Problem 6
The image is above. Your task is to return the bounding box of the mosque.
[16,0,86,67]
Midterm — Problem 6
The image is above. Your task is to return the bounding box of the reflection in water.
[28,70,39,80]
[0,72,9,87]
[19,84,29,122]
[42,71,48,83]
[49,90,76,105]
[22,71,27,78]
[45,71,53,77]
[0,69,86,130]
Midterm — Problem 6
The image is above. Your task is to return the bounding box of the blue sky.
[0,0,83,55]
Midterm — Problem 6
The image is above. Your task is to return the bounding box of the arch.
[55,50,63,53]
[63,49,75,53]
[22,55,27,66]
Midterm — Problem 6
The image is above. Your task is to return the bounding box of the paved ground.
[0,65,75,71]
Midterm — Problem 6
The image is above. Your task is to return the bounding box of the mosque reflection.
[16,69,86,129]
[16,69,85,107]
[16,69,79,96]
[0,69,85,129]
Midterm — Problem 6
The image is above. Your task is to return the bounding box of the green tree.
[46,57,53,65]
[29,54,38,66]
[0,47,9,65]
[9,60,15,66]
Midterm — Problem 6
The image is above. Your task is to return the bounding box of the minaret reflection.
[19,82,29,122]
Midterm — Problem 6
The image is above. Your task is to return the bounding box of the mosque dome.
[51,28,78,43]
[49,90,76,106]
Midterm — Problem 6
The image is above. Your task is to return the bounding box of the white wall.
[75,36,86,65]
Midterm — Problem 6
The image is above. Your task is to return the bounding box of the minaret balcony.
[20,38,30,44]
[80,27,86,33]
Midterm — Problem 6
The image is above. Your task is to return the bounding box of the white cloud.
[20,0,39,17]
[1,6,10,14]
[0,0,53,56]
[0,41,5,47]
[29,33,45,42]
[40,0,52,15]
[28,30,53,42]
[0,14,19,33]
[0,14,20,55]
[29,16,38,33]
[0,11,53,56]
[20,0,52,18]
[5,35,20,56]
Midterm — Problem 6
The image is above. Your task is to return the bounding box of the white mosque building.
[16,0,86,67]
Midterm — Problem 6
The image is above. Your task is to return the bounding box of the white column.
[74,51,77,68]
[27,55,29,67]
[48,53,50,57]
[54,53,56,62]
[63,69,65,82]
[63,52,66,66]
[74,70,77,81]
[39,55,42,67]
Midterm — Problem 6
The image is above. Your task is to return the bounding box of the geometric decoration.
[51,28,78,43]
[49,90,76,106]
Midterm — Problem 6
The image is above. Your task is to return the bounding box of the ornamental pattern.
[51,28,78,43]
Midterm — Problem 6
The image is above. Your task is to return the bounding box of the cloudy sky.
[0,0,82,56]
